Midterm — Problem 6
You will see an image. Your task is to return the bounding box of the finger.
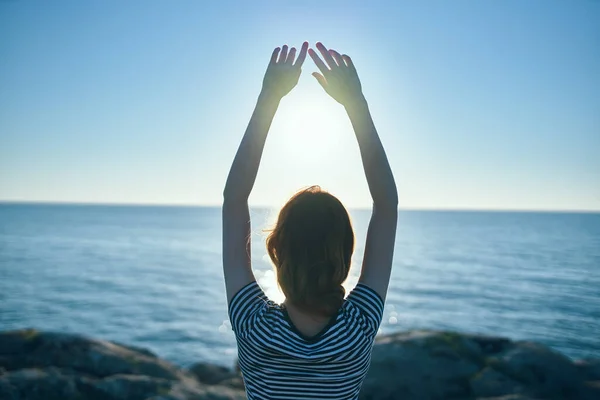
[342,54,356,72]
[312,72,327,90]
[316,42,338,69]
[286,47,296,64]
[309,48,329,75]
[270,47,281,65]
[329,49,344,67]
[278,45,288,63]
[294,41,308,68]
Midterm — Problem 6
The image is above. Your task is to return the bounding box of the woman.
[223,41,398,400]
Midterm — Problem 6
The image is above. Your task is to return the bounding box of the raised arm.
[222,42,308,303]
[310,42,398,302]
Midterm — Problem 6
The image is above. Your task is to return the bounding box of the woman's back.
[229,282,384,400]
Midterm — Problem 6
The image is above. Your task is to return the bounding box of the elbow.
[222,187,248,205]
[222,187,231,202]
[222,181,239,201]
[222,193,244,205]
[222,186,232,201]
[373,200,398,215]
[373,192,398,213]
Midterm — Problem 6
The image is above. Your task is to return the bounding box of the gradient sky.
[1,0,599,210]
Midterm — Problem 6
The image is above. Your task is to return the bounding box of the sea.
[1,203,599,367]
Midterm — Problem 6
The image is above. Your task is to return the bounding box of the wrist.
[258,89,283,105]
[344,95,368,113]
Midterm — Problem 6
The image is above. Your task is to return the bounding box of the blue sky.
[1,0,599,210]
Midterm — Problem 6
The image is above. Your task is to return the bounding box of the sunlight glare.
[256,259,362,306]
[252,82,363,207]
[269,84,353,165]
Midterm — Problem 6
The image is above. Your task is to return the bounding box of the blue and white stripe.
[228,281,384,400]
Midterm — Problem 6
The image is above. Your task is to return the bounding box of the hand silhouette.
[309,42,364,107]
[262,42,308,99]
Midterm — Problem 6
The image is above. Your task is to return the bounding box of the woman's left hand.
[262,42,308,99]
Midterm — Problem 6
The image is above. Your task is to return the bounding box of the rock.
[1,328,597,400]
[0,329,246,400]
[360,330,595,400]
[360,331,482,399]
[573,360,600,400]
[113,341,159,359]
[579,380,600,400]
[487,341,582,399]
[0,366,246,400]
[218,376,245,390]
[0,367,94,400]
[476,395,538,400]
[470,367,524,398]
[187,363,237,385]
[575,358,600,381]
[468,335,512,357]
[0,329,186,381]
[94,374,172,400]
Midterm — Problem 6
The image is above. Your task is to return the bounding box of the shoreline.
[1,328,599,399]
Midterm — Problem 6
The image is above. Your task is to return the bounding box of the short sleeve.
[346,283,385,336]
[228,281,269,336]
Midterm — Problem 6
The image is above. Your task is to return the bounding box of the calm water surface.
[1,204,599,367]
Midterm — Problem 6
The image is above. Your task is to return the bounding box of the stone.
[470,367,524,398]
[575,358,600,381]
[187,363,237,385]
[579,380,600,400]
[0,329,247,400]
[93,374,172,400]
[360,331,482,399]
[0,329,186,381]
[487,341,583,399]
[0,367,88,400]
[219,376,245,390]
[1,328,597,400]
[476,395,538,400]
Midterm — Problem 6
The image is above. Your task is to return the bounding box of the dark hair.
[266,186,355,316]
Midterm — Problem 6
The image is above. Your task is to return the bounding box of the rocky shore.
[1,329,598,399]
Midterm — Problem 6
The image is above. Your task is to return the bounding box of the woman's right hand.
[262,42,308,100]
[309,42,364,107]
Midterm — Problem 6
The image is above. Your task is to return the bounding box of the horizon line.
[1,200,599,214]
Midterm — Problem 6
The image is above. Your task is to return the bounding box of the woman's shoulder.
[228,281,283,318]
[341,283,385,336]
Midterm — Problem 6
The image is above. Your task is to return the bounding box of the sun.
[268,83,354,162]
[249,79,366,208]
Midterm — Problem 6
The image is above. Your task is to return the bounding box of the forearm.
[223,91,280,201]
[346,97,398,210]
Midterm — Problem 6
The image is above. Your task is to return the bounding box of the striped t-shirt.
[228,281,385,400]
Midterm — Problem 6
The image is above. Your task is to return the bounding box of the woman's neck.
[283,300,333,338]
[283,300,330,321]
